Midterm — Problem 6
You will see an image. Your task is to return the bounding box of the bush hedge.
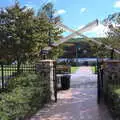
[0,72,50,120]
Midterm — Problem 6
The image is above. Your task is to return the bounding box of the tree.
[0,2,50,70]
[102,12,120,59]
[88,38,112,58]
[38,2,63,59]
[0,1,64,69]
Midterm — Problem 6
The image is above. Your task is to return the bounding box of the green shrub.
[106,85,120,119]
[0,72,50,120]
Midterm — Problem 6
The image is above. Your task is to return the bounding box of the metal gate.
[97,59,104,104]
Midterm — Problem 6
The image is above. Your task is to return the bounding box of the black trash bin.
[61,74,70,90]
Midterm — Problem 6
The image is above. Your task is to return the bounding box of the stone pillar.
[36,60,57,102]
[103,60,120,93]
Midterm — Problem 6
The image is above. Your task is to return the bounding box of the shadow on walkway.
[29,67,113,120]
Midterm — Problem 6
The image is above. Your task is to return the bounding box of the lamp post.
[76,46,80,66]
[41,49,49,59]
[110,49,114,60]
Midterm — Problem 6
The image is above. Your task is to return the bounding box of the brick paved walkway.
[28,67,113,120]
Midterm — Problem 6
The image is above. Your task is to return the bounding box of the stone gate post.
[36,60,57,102]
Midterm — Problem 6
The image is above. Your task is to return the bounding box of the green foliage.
[38,2,64,59]
[61,38,96,58]
[88,38,106,58]
[102,12,120,58]
[0,73,50,120]
[105,85,120,119]
[0,2,63,64]
[49,45,64,59]
[0,2,35,64]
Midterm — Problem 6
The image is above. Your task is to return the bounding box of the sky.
[0,0,120,38]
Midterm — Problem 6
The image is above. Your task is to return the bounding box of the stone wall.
[102,60,120,119]
[36,60,57,102]
[103,60,120,93]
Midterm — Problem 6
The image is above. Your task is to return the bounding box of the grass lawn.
[114,88,120,95]
[71,67,79,73]
[71,66,96,74]
[91,66,97,73]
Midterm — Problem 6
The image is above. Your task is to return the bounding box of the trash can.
[61,74,70,90]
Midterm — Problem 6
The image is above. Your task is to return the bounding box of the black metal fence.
[97,60,103,104]
[97,60,120,119]
[97,60,120,103]
[0,64,36,91]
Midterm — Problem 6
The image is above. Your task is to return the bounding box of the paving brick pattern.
[28,67,113,120]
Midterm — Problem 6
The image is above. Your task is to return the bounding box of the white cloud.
[75,23,109,38]
[85,23,109,37]
[114,1,120,8]
[54,9,66,16]
[77,25,85,30]
[24,1,38,9]
[80,8,87,13]
[25,1,38,9]
[25,4,34,9]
